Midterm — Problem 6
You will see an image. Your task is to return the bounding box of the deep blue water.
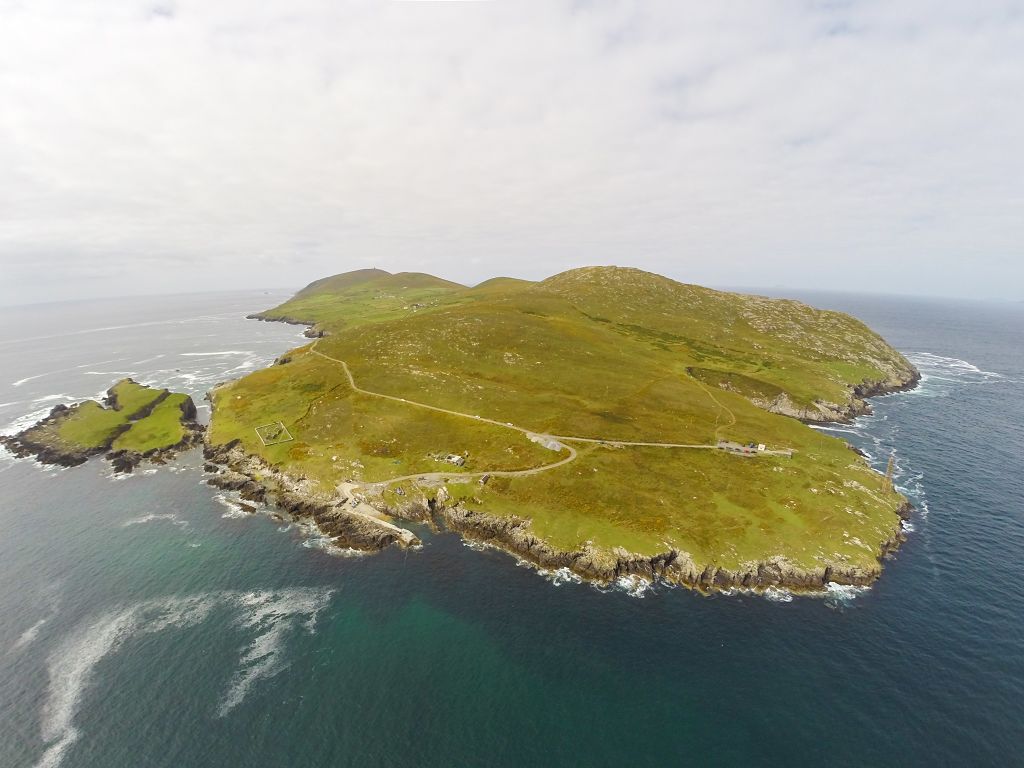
[0,290,1021,767]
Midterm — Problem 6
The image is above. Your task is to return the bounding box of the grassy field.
[214,266,916,574]
[56,380,166,449]
[208,348,556,492]
[111,393,191,453]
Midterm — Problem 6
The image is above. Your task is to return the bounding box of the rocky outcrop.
[205,430,910,593]
[752,367,922,424]
[0,402,109,467]
[246,313,326,338]
[751,392,852,422]
[0,402,97,467]
[203,440,420,552]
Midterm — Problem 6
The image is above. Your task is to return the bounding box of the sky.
[0,0,1022,305]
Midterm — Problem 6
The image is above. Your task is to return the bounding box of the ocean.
[0,289,1021,767]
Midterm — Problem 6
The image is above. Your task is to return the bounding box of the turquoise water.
[0,291,1022,767]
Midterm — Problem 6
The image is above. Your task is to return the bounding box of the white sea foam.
[763,587,794,603]
[12,373,48,387]
[130,354,166,366]
[180,350,254,357]
[907,352,1003,379]
[35,588,334,767]
[8,618,49,655]
[218,497,363,556]
[822,582,869,608]
[902,353,1008,397]
[213,493,252,518]
[462,539,499,553]
[31,394,74,404]
[614,574,652,598]
[1,406,57,436]
[300,533,366,558]
[37,607,139,768]
[807,424,865,437]
[216,588,334,716]
[120,513,190,531]
[536,567,583,587]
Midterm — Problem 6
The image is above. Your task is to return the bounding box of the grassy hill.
[211,266,918,588]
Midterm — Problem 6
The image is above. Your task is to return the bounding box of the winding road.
[308,341,778,491]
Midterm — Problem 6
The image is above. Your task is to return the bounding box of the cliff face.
[425,496,907,592]
[752,366,922,423]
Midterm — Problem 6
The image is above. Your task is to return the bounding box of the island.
[2,379,203,473]
[204,266,919,593]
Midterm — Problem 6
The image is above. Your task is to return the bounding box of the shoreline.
[201,386,916,596]
[0,378,919,597]
[0,328,922,597]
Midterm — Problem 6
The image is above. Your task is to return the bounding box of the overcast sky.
[1,1,1022,305]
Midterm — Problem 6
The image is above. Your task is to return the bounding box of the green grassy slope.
[208,348,556,492]
[214,266,917,576]
[112,393,191,453]
[57,380,166,448]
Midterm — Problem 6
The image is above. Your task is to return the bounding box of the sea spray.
[35,588,335,768]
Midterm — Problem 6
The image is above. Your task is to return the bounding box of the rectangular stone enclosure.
[255,421,294,446]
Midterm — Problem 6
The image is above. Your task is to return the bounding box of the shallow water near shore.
[0,290,1022,767]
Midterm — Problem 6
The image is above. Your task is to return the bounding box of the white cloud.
[0,0,1021,303]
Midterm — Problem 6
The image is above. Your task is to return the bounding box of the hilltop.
[208,266,919,592]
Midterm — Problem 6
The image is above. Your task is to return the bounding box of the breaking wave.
[822,582,870,610]
[1,404,62,436]
[612,574,653,598]
[906,352,1004,380]
[213,492,254,519]
[536,567,583,587]
[763,587,794,603]
[34,588,334,768]
[902,352,1010,399]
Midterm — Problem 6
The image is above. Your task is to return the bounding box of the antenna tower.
[885,454,896,492]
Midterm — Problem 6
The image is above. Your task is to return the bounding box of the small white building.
[757,443,766,453]
[445,454,466,467]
